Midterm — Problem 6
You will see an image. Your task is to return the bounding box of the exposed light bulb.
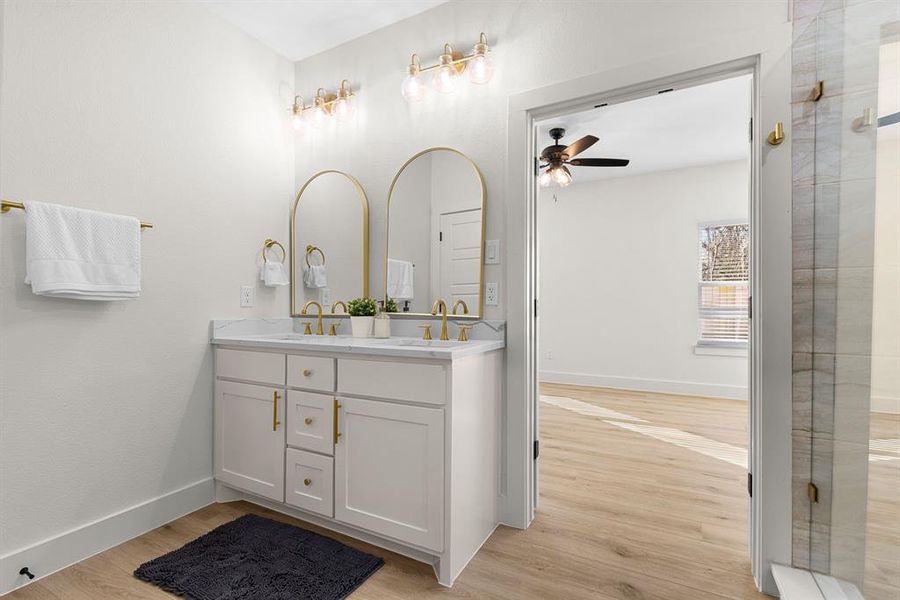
[333,95,355,122]
[311,105,328,128]
[468,54,493,84]
[433,65,459,94]
[538,169,552,187]
[401,73,425,102]
[292,112,304,131]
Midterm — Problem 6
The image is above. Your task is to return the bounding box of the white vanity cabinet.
[212,341,503,587]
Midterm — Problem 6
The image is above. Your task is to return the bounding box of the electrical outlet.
[240,286,254,307]
[485,282,499,306]
[485,239,501,265]
[320,287,331,308]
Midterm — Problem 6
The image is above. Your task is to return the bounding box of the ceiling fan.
[538,127,629,187]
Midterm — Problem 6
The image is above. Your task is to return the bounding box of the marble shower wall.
[791,0,899,587]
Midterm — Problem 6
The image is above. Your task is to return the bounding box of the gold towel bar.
[1,200,153,229]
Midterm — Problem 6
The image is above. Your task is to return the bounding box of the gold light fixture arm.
[411,32,491,75]
[2,200,153,229]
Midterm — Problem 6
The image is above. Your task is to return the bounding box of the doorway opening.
[532,72,761,595]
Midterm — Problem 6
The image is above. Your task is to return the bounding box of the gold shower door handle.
[273,391,281,431]
[333,399,342,444]
[766,121,784,145]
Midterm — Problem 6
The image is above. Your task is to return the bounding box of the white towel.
[24,201,141,300]
[387,258,414,300]
[304,264,327,289]
[262,262,289,287]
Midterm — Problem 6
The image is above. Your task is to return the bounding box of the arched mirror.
[291,170,369,316]
[384,148,486,318]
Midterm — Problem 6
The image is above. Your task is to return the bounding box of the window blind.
[698,224,749,345]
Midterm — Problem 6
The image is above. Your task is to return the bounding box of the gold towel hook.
[262,238,286,264]
[305,244,325,268]
[766,122,785,146]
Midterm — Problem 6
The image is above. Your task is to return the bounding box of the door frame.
[504,24,792,595]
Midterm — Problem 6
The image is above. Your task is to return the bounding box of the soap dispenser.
[373,307,391,339]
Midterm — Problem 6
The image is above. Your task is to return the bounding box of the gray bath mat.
[134,513,384,600]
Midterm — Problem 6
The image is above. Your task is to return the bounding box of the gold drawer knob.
[303,478,311,486]
[304,417,313,425]
[303,369,313,377]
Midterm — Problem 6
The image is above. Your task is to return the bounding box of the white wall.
[538,161,749,400]
[871,122,900,413]
[292,0,790,321]
[0,0,294,589]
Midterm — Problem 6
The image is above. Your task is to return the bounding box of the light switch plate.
[240,286,254,307]
[485,282,499,306]
[485,239,500,264]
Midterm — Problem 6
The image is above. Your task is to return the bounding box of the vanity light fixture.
[290,80,357,132]
[401,33,493,102]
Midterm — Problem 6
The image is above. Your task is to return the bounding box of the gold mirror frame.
[291,170,369,317]
[383,147,486,319]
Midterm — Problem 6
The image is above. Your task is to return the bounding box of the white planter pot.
[350,316,374,338]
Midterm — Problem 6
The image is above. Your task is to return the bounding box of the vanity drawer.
[287,355,335,392]
[286,391,334,456]
[216,349,285,385]
[337,359,447,405]
[285,448,334,518]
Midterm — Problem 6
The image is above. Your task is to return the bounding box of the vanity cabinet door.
[334,397,444,552]
[286,390,334,455]
[215,380,285,502]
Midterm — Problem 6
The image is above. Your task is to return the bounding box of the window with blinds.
[698,223,749,346]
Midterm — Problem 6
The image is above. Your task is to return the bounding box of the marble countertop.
[210,318,506,360]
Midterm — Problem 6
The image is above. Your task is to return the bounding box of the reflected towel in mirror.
[304,264,327,288]
[387,258,414,300]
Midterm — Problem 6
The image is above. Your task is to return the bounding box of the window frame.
[697,219,749,349]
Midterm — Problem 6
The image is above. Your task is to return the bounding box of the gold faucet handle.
[329,322,341,336]
[457,325,473,342]
[303,321,313,335]
[418,324,433,340]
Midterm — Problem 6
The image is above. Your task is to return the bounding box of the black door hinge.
[748,295,752,319]
[534,156,540,176]
[439,231,443,242]
[534,298,538,318]
[747,472,752,497]
[534,440,540,460]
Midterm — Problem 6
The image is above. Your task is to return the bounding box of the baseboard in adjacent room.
[871,395,900,415]
[0,477,215,596]
[539,370,748,401]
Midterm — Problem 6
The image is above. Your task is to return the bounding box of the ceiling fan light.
[538,169,552,187]
[551,165,573,187]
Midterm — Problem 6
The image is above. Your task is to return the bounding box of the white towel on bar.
[304,264,327,289]
[387,258,414,300]
[262,262,289,287]
[24,201,141,300]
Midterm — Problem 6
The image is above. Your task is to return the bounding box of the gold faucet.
[329,301,347,336]
[431,299,450,341]
[301,300,324,335]
[451,299,469,315]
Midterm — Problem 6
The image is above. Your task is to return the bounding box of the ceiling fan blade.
[568,158,630,167]
[562,135,598,158]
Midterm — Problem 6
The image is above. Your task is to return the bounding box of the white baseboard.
[871,395,900,415]
[539,370,748,401]
[0,477,215,596]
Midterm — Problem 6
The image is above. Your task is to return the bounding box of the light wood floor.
[9,386,782,599]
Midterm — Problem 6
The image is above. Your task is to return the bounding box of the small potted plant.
[384,298,399,313]
[348,297,377,338]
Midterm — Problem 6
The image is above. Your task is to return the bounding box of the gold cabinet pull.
[767,121,784,145]
[272,391,281,431]
[333,399,342,444]
[304,416,313,425]
[303,369,313,377]
[303,478,312,486]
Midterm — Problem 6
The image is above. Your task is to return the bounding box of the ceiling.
[537,74,753,182]
[203,0,447,61]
